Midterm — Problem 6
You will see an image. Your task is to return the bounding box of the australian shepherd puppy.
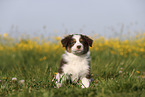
[55,34,93,88]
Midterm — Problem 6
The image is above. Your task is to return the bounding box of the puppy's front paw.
[81,77,90,88]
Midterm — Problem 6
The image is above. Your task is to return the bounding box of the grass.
[0,34,145,97]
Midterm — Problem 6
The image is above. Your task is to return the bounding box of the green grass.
[0,49,145,97]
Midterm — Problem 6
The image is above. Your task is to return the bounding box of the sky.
[0,0,145,38]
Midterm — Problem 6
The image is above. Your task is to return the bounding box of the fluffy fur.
[55,34,93,88]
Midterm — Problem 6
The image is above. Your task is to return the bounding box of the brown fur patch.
[58,59,67,74]
[86,74,91,79]
[81,35,93,47]
[80,35,93,54]
[61,35,73,47]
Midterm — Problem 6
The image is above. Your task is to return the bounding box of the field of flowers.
[0,33,145,97]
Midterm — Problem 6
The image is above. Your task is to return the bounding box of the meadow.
[0,33,145,97]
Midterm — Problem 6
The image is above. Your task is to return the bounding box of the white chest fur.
[62,51,90,79]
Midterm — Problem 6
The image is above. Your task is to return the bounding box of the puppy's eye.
[80,39,83,43]
[71,40,76,44]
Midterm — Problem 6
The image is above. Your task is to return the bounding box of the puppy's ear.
[61,35,73,47]
[81,35,93,47]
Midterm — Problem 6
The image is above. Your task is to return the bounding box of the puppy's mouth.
[73,49,83,54]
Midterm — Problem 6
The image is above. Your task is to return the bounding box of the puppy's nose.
[77,45,81,49]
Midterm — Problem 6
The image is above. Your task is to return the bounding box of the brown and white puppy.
[55,34,93,88]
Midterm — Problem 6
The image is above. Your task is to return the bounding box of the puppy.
[55,34,93,88]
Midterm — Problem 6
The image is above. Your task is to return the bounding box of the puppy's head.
[61,34,93,55]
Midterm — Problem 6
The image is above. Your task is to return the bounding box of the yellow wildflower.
[128,49,132,52]
[136,71,140,74]
[140,48,144,52]
[40,56,47,61]
[110,50,116,54]
[95,47,99,51]
[134,53,138,57]
[55,37,61,41]
[40,58,43,61]
[104,40,108,45]
[43,56,47,60]
[120,52,124,56]
[2,77,7,79]
[3,33,8,37]
[124,40,128,44]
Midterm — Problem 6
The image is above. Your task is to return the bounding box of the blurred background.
[0,0,145,38]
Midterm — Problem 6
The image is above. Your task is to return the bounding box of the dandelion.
[54,72,57,74]
[40,58,43,61]
[12,77,17,81]
[43,56,47,60]
[3,33,8,37]
[110,50,116,54]
[95,47,99,51]
[133,53,138,57]
[141,76,145,79]
[104,40,108,45]
[2,77,7,80]
[124,40,128,44]
[98,43,103,47]
[40,56,47,61]
[136,71,140,74]
[128,49,132,52]
[140,48,144,52]
[55,37,61,41]
[120,52,124,56]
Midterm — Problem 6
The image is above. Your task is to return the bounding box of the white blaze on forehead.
[71,34,84,53]
[72,35,81,42]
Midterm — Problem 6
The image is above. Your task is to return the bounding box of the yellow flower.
[3,33,8,37]
[128,49,132,52]
[2,77,7,79]
[124,40,128,44]
[95,47,99,51]
[120,52,124,56]
[115,44,120,49]
[40,58,43,61]
[104,40,108,45]
[55,37,61,41]
[43,56,46,60]
[110,50,116,54]
[54,72,57,74]
[98,43,103,47]
[40,56,47,61]
[134,53,138,57]
[136,71,140,74]
[140,48,144,52]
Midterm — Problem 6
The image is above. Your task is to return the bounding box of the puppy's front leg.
[55,73,65,88]
[81,77,90,88]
